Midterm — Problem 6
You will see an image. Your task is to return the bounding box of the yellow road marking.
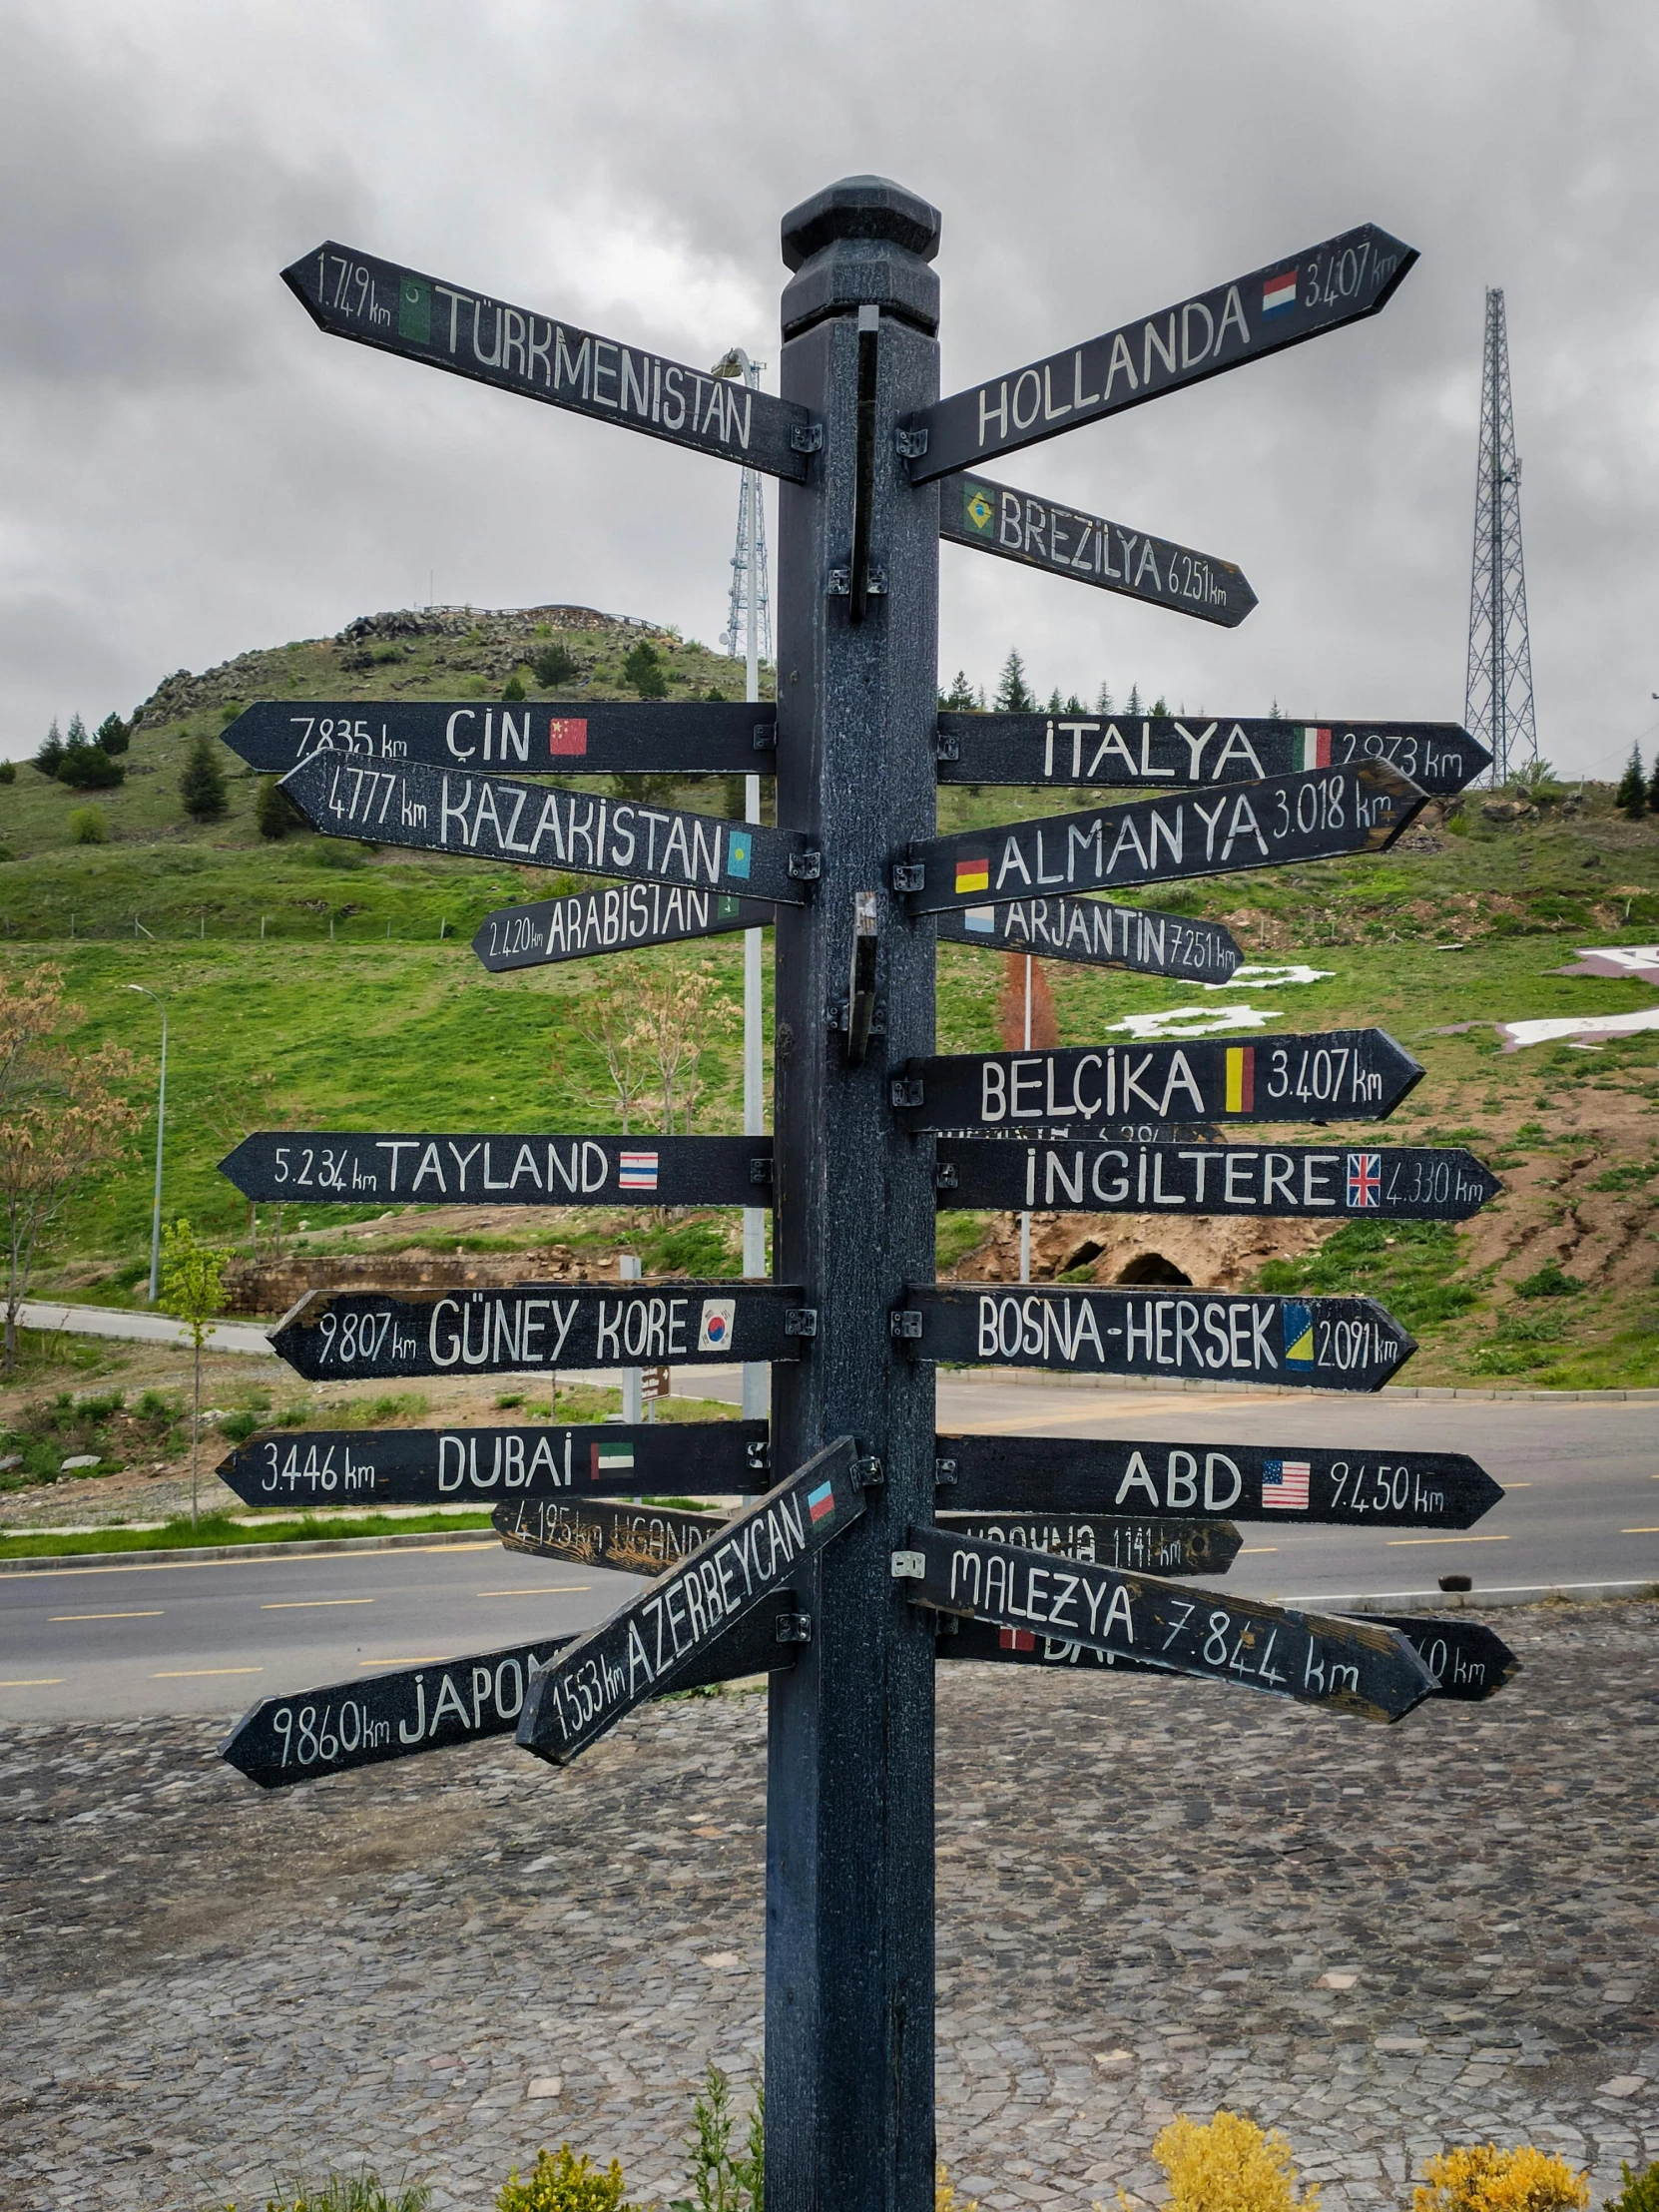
[1240,1547,1279,1554]
[1622,1526,1659,1534]
[477,1586,591,1597]
[260,1598,375,1610]
[153,1666,264,1678]
[0,1540,494,1580]
[1385,1534,1510,1546]
[50,1610,164,1621]
[358,1655,450,1666]
[0,1676,64,1686]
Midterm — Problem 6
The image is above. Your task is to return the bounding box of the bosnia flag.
[1283,1300,1315,1365]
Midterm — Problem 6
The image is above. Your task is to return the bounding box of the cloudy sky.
[3,0,1655,778]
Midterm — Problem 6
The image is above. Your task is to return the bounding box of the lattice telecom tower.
[1463,287,1536,785]
[713,349,773,679]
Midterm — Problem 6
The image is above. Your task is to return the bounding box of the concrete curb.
[0,1526,498,1575]
[947,1367,1659,1402]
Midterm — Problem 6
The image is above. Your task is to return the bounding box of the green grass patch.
[0,1508,495,1559]
[1254,1219,1482,1335]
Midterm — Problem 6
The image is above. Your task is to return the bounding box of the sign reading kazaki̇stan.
[517,1437,863,1766]
[897,1525,1433,1722]
[930,1511,1240,1578]
[897,1285,1412,1390]
[278,753,818,902]
[494,1495,727,1576]
[285,243,816,480]
[933,1137,1499,1221]
[935,1431,1503,1527]
[215,1419,770,1510]
[220,1131,773,1210]
[934,712,1490,799]
[893,1031,1422,1132]
[933,897,1241,982]
[223,699,778,778]
[901,761,1422,916]
[903,221,1416,483]
[269,1282,809,1382]
[939,471,1256,628]
[474,883,774,972]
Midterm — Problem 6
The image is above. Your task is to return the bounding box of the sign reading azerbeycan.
[474,884,774,972]
[933,898,1241,982]
[223,699,777,778]
[220,1131,772,1210]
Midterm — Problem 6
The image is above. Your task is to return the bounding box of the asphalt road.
[2,1382,1655,1723]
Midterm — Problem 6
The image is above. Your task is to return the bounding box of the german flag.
[1224,1045,1255,1113]
[954,855,990,895]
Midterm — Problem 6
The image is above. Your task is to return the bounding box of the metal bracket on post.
[888,1308,923,1342]
[889,1075,923,1109]
[893,425,928,459]
[791,421,824,454]
[852,1454,885,1489]
[933,1455,958,1488]
[889,1550,924,1580]
[753,724,779,752]
[845,890,879,1066]
[890,860,924,894]
[933,733,960,763]
[775,1611,814,1644]
[784,1307,819,1339]
[788,851,824,882]
[933,1162,958,1191]
[749,1156,775,1187]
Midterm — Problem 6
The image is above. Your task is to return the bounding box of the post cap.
[781,176,941,272]
[780,177,941,338]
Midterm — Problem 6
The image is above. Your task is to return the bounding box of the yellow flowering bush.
[497,2144,634,2212]
[937,2164,978,2212]
[1111,2108,1318,2212]
[1413,2143,1589,2212]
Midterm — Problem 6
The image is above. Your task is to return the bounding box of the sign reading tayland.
[215,1420,770,1510]
[932,1512,1240,1579]
[221,1131,772,1210]
[900,1285,1413,1390]
[279,754,817,903]
[894,1032,1423,1132]
[518,1438,863,1765]
[475,884,773,973]
[224,699,777,778]
[495,1495,726,1575]
[902,762,1422,917]
[934,898,1241,982]
[940,472,1256,629]
[285,243,815,481]
[904,221,1416,483]
[270,1282,807,1382]
[934,1138,1499,1221]
[937,1431,1503,1527]
[899,1525,1433,1722]
[935,711,1490,799]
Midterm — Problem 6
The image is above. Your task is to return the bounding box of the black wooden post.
[766,177,942,2212]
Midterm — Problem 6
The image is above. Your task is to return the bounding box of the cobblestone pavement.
[2,1601,1655,2212]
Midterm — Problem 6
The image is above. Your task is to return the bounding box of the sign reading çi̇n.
[224,698,776,778]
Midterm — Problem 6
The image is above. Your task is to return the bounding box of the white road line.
[49,1611,165,1621]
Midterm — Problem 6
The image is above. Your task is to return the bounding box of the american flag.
[1346,1152,1382,1209]
[1261,1459,1311,1511]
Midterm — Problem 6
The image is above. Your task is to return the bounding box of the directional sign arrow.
[935,712,1490,798]
[278,753,817,903]
[285,242,816,481]
[1357,1614,1520,1703]
[518,1436,863,1765]
[904,221,1417,483]
[270,1282,810,1383]
[932,1511,1239,1579]
[220,1132,774,1211]
[899,1525,1433,1722]
[933,1138,1500,1221]
[221,1598,803,1792]
[901,761,1423,917]
[898,1285,1414,1391]
[224,699,778,779]
[936,1432,1504,1527]
[934,898,1241,983]
[215,1420,769,1510]
[893,1032,1423,1133]
[495,1495,728,1576]
[475,884,774,973]
[939,471,1256,628]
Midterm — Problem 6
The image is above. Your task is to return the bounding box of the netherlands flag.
[1263,270,1297,315]
[619,1150,659,1191]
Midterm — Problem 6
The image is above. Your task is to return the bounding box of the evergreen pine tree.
[1046,687,1064,715]
[34,719,64,778]
[1615,745,1645,821]
[1094,681,1113,714]
[1064,694,1086,716]
[938,670,979,711]
[181,732,229,821]
[1646,755,1659,815]
[622,640,669,699]
[1127,685,1142,717]
[994,650,1033,713]
[1269,697,1284,721]
[255,775,303,839]
[64,712,89,758]
[94,711,130,756]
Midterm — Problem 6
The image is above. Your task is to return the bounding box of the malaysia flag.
[1346,1152,1382,1210]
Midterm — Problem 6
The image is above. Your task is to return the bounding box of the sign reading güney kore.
[939,472,1256,629]
[220,1132,773,1210]
[904,222,1416,484]
[931,1512,1241,1579]
[518,1437,863,1765]
[936,712,1490,799]
[934,898,1241,982]
[216,1420,770,1510]
[902,762,1422,916]
[224,699,777,778]
[285,243,815,481]
[899,1285,1412,1390]
[474,884,774,973]
[270,1282,808,1382]
[939,1430,1502,1526]
[278,754,817,903]
[894,1033,1423,1132]
[934,1138,1499,1221]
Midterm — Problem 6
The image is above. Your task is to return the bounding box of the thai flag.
[619,1151,659,1192]
[1263,270,1297,315]
[1347,1152,1382,1210]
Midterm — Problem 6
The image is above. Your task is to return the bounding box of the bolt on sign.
[212,181,1522,2212]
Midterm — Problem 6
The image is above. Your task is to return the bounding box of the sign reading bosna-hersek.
[902,762,1422,916]
[279,753,817,903]
[904,221,1416,483]
[935,712,1489,798]
[902,1285,1412,1390]
[216,1420,770,1510]
[934,1138,1499,1221]
[224,699,777,779]
[475,883,774,972]
[895,1032,1422,1132]
[933,897,1241,981]
[495,1496,725,1576]
[939,472,1256,628]
[900,1526,1433,1723]
[269,1282,807,1382]
[936,1431,1503,1527]
[931,1512,1240,1579]
[221,1131,770,1210]
[285,243,815,481]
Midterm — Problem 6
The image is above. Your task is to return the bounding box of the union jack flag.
[1346,1151,1382,1210]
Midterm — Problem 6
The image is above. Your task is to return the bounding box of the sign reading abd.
[220,1131,773,1210]
[933,898,1241,982]
[285,242,815,481]
[475,884,774,972]
[518,1437,864,1765]
[223,700,777,779]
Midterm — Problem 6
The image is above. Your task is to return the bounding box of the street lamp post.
[127,985,167,1303]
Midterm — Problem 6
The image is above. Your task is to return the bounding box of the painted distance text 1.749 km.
[223,700,777,778]
[934,898,1240,981]
[220,1132,773,1210]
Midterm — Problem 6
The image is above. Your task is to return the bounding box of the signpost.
[934,897,1241,981]
[224,698,777,778]
[475,884,773,972]
[221,1130,772,1210]
[931,1511,1241,1578]
[495,1495,726,1575]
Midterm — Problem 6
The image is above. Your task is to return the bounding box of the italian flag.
[1298,726,1332,771]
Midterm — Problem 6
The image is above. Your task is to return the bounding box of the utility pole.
[1464,287,1537,786]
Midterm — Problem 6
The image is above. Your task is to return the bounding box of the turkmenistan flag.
[398,276,431,345]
